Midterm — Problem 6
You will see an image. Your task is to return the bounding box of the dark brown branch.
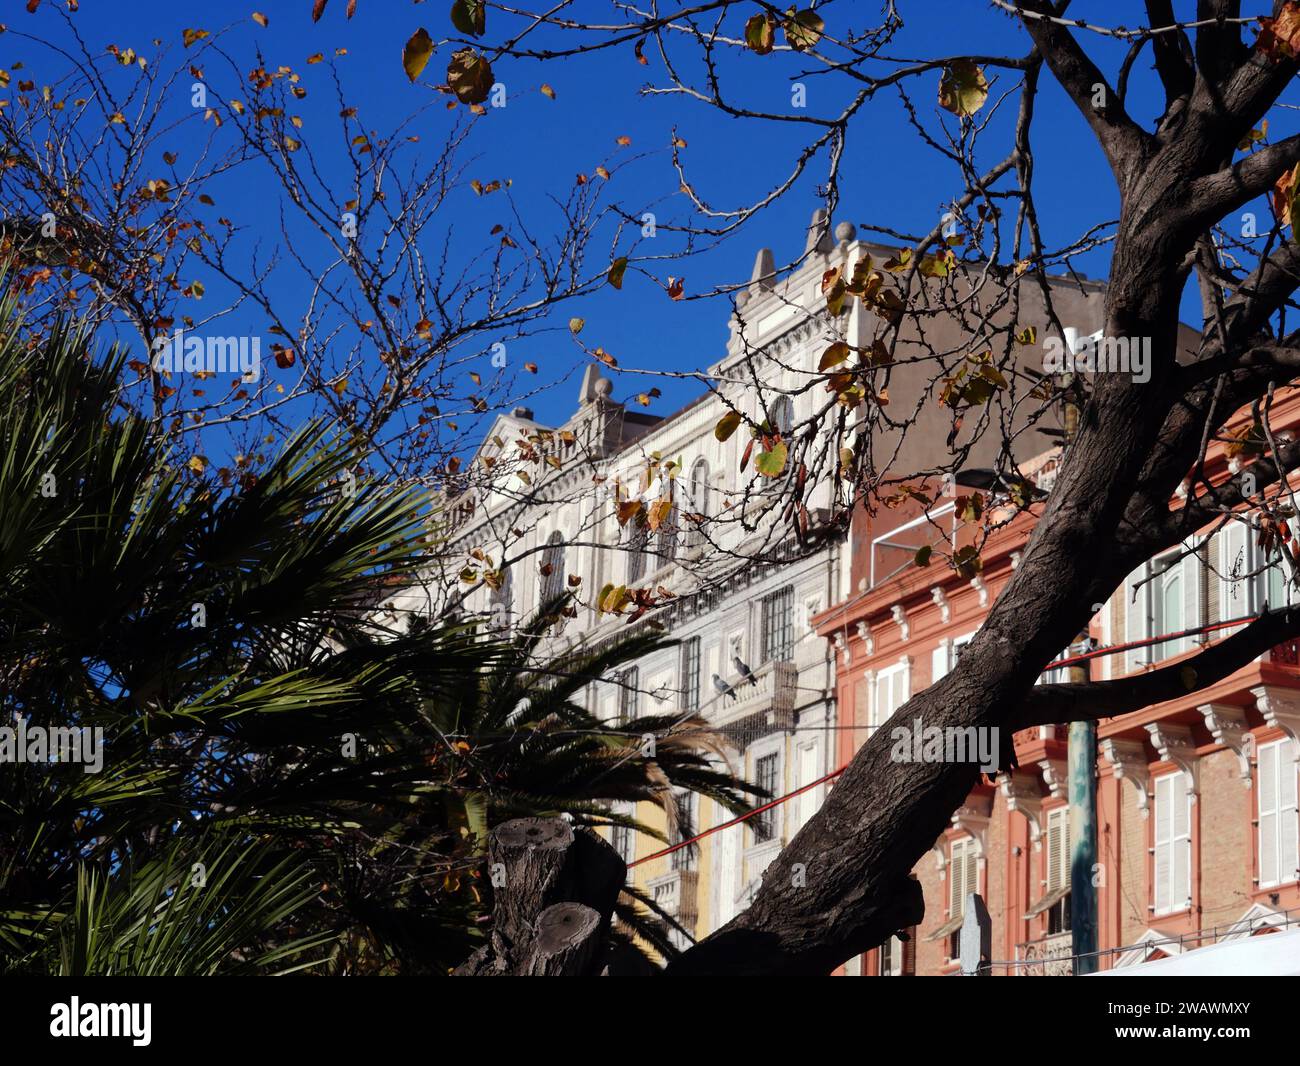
[1015,1,1149,178]
[1021,604,1300,726]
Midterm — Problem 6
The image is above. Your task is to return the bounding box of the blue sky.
[7,1,1291,437]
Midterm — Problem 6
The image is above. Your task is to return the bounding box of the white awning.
[1091,926,1300,977]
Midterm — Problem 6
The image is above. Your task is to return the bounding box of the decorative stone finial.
[805,208,832,255]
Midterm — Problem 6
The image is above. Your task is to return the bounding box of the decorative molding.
[1038,758,1067,801]
[932,839,949,877]
[856,619,874,656]
[970,575,989,608]
[832,632,848,666]
[931,587,951,624]
[951,803,992,857]
[1145,722,1200,800]
[1251,686,1300,763]
[1100,738,1151,819]
[1198,703,1252,788]
[999,772,1044,850]
[890,603,909,641]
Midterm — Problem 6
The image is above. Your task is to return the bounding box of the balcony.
[1271,639,1300,667]
[713,659,798,731]
[1016,931,1073,976]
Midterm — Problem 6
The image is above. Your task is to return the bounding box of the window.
[1258,738,1299,888]
[539,530,566,603]
[770,394,794,435]
[626,521,649,584]
[872,662,909,731]
[796,742,820,831]
[655,482,677,565]
[1155,554,1185,659]
[879,932,916,976]
[686,459,709,551]
[1127,545,1201,667]
[612,821,633,864]
[948,836,978,958]
[489,566,512,631]
[670,790,697,871]
[617,667,639,724]
[1153,772,1192,915]
[680,637,701,712]
[752,753,780,843]
[1221,517,1297,622]
[760,586,795,663]
[1045,807,1072,934]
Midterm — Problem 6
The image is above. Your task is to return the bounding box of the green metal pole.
[1068,714,1098,975]
[1062,366,1098,976]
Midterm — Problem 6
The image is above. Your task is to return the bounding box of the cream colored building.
[388,210,1109,945]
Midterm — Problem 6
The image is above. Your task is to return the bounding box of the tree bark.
[454,816,625,976]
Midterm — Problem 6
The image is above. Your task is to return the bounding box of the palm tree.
[0,293,761,975]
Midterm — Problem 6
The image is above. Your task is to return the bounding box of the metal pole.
[1068,714,1098,975]
[1062,354,1098,975]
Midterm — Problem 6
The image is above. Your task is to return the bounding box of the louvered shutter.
[949,841,962,914]
[964,845,977,916]
[1260,741,1279,888]
[1182,539,1202,646]
[1047,810,1063,891]
[902,927,916,975]
[1173,773,1191,910]
[1281,740,1299,884]
[1154,775,1172,914]
[1126,563,1150,672]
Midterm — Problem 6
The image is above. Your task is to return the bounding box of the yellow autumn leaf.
[402,28,434,82]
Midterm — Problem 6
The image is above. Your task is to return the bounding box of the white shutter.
[932,641,951,684]
[1047,809,1063,891]
[797,743,820,830]
[950,838,972,916]
[1172,772,1191,910]
[1154,775,1172,914]
[1282,740,1299,884]
[1182,539,1202,645]
[1219,522,1248,627]
[1126,563,1150,672]
[1260,740,1279,888]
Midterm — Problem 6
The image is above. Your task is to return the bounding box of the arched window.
[539,531,566,603]
[770,395,794,436]
[687,458,709,551]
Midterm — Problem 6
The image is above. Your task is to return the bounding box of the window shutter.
[1047,810,1063,891]
[1173,773,1191,910]
[1125,564,1150,672]
[949,840,965,915]
[932,641,950,684]
[1281,740,1299,884]
[1182,540,1202,642]
[1220,522,1248,628]
[1154,775,1171,914]
[1260,740,1279,888]
[902,927,916,975]
[965,848,977,915]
